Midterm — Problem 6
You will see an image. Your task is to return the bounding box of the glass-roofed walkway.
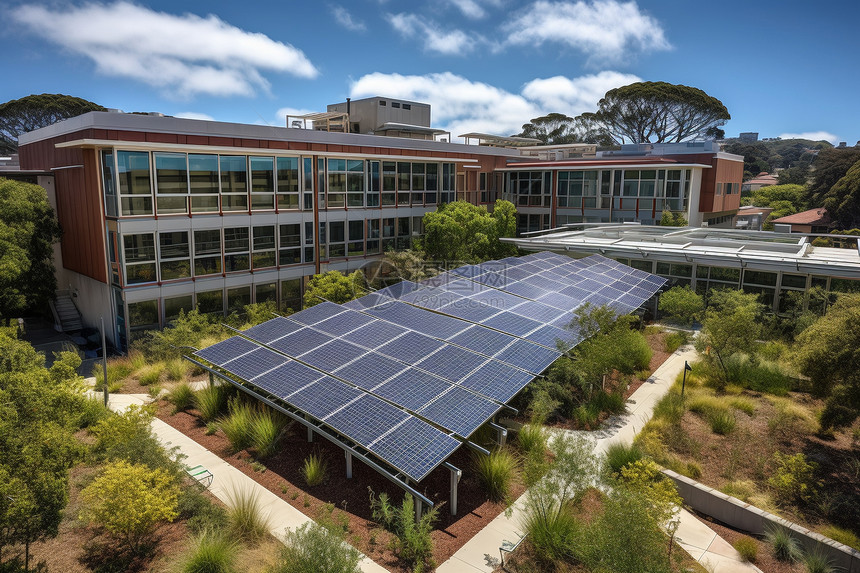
[186,251,665,512]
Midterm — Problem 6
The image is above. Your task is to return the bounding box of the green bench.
[185,464,213,488]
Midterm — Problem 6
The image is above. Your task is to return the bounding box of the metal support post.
[345,451,353,479]
[208,371,214,387]
[305,414,313,442]
[443,462,461,516]
[100,317,108,407]
[489,421,507,448]
[414,495,422,524]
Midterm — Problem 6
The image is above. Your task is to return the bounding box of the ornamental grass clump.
[301,453,328,487]
[473,448,518,503]
[218,399,255,452]
[224,484,271,543]
[167,382,195,413]
[195,384,231,422]
[250,408,289,459]
[181,529,239,573]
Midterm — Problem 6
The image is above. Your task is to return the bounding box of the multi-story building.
[15,104,743,349]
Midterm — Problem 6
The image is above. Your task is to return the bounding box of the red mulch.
[157,401,524,572]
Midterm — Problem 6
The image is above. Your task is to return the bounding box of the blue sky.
[3,0,858,144]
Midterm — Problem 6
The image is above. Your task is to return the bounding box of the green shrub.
[369,491,438,572]
[148,385,162,399]
[93,360,128,392]
[77,394,110,428]
[730,397,757,416]
[664,330,689,353]
[725,354,792,395]
[605,442,643,475]
[590,390,627,415]
[571,403,600,428]
[250,461,266,473]
[224,485,271,542]
[721,480,757,501]
[166,358,189,381]
[205,421,219,435]
[168,382,195,413]
[250,408,289,459]
[138,364,162,386]
[271,521,361,573]
[652,392,685,424]
[767,398,816,436]
[757,340,789,361]
[516,423,547,456]
[90,405,182,473]
[627,332,653,372]
[129,350,147,372]
[178,488,228,534]
[766,525,801,562]
[635,369,650,381]
[524,502,579,562]
[768,452,818,504]
[733,536,758,562]
[182,529,239,573]
[709,410,737,435]
[473,448,518,503]
[301,453,327,486]
[218,399,255,452]
[658,286,704,326]
[195,384,232,422]
[801,547,835,573]
[819,525,860,550]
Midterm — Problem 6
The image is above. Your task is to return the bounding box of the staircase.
[51,291,83,332]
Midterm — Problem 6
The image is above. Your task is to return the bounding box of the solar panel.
[253,360,323,398]
[494,339,561,374]
[343,292,387,310]
[341,319,408,348]
[289,301,346,325]
[376,280,421,299]
[366,301,470,339]
[508,300,565,323]
[449,325,518,357]
[269,328,336,357]
[416,346,487,381]
[377,331,443,363]
[436,300,502,323]
[196,336,258,366]
[525,324,575,348]
[419,386,501,437]
[465,289,526,311]
[503,281,551,300]
[460,360,535,403]
[482,312,543,337]
[300,339,367,372]
[314,311,376,336]
[334,352,406,390]
[404,287,465,310]
[323,394,409,447]
[367,417,460,482]
[287,376,363,420]
[243,317,303,344]
[223,347,287,380]
[373,369,454,411]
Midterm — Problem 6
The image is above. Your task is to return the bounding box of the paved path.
[436,343,762,573]
[97,391,388,573]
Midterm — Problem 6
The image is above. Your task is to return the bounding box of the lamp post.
[681,360,692,398]
[100,317,108,407]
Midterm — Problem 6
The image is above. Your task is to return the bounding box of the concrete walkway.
[436,343,762,573]
[98,392,388,573]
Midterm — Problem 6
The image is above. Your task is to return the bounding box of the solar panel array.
[193,252,665,484]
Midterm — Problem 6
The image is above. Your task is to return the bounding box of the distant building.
[771,208,830,234]
[738,132,759,142]
[734,205,774,231]
[742,172,779,192]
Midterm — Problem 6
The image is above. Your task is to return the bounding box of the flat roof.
[18,111,522,159]
[504,224,860,279]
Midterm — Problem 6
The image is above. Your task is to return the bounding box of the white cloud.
[446,0,502,19]
[387,13,478,55]
[276,106,318,127]
[777,131,840,145]
[10,2,318,99]
[174,112,215,121]
[350,70,639,139]
[522,71,640,115]
[330,5,366,31]
[503,0,671,65]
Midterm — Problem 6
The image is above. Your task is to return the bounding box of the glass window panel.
[194,256,221,276]
[156,196,187,214]
[281,279,302,313]
[224,227,249,252]
[126,263,157,284]
[781,274,807,289]
[277,157,299,191]
[102,150,117,217]
[155,153,188,194]
[251,194,275,209]
[128,300,159,328]
[224,254,249,272]
[159,231,189,259]
[669,264,692,277]
[743,270,778,286]
[197,290,224,314]
[221,194,247,212]
[256,282,277,304]
[188,154,219,194]
[250,156,274,193]
[220,156,247,194]
[194,229,221,255]
[227,286,251,312]
[160,259,191,280]
[191,196,219,212]
[123,234,155,263]
[117,151,151,195]
[164,295,193,321]
[709,267,740,282]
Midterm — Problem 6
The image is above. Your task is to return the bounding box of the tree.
[303,270,365,308]
[821,159,860,229]
[273,521,361,573]
[806,147,860,207]
[574,82,730,145]
[778,165,810,185]
[696,289,762,390]
[658,210,687,227]
[420,200,518,263]
[794,294,860,429]
[0,94,106,153]
[80,460,179,549]
[658,286,704,326]
[516,113,581,144]
[0,178,62,324]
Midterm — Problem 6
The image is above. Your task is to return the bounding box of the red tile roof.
[771,208,830,225]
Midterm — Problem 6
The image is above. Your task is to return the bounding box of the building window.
[367,161,381,207]
[250,156,275,210]
[379,100,386,106]
[441,163,455,204]
[402,103,411,110]
[396,217,411,249]
[117,151,153,216]
[348,220,364,256]
[255,282,277,304]
[303,157,314,210]
[509,171,549,207]
[558,171,599,208]
[328,221,346,258]
[164,295,193,322]
[197,290,223,314]
[304,221,315,263]
[367,219,381,255]
[281,279,302,312]
[194,229,222,276]
[224,227,250,271]
[381,161,396,206]
[426,163,438,204]
[128,300,159,333]
[382,217,395,251]
[159,231,191,280]
[189,154,219,212]
[397,162,411,205]
[252,225,276,269]
[101,150,118,217]
[391,102,401,109]
[220,156,248,211]
[154,152,189,214]
[276,156,300,209]
[411,163,425,205]
[227,286,251,313]
[325,158,346,208]
[347,160,365,207]
[279,224,302,265]
[123,233,156,284]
